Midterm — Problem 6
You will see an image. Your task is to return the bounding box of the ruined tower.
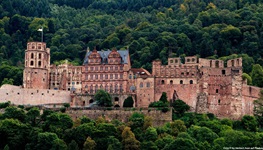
[23,42,50,89]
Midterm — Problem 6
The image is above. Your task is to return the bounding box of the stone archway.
[89,99,94,104]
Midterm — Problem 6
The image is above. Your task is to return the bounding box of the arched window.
[120,84,123,92]
[140,82,143,88]
[146,82,150,87]
[161,80,165,84]
[39,53,41,59]
[90,85,93,93]
[190,80,193,84]
[170,80,173,85]
[115,84,118,93]
[31,53,34,59]
[30,61,34,66]
[105,84,108,92]
[95,85,98,92]
[38,61,41,67]
[110,85,113,93]
[216,89,219,93]
[180,80,183,84]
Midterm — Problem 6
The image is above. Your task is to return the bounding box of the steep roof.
[83,50,129,65]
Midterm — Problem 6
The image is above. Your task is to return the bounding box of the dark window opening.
[180,80,183,84]
[216,89,219,93]
[170,80,173,85]
[218,99,221,104]
[89,99,94,104]
[222,70,226,75]
[161,80,165,84]
[190,80,193,84]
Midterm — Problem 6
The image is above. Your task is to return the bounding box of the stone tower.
[23,42,50,89]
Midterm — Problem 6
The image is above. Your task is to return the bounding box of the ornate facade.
[15,41,262,119]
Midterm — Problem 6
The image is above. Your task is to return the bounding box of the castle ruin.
[0,41,261,119]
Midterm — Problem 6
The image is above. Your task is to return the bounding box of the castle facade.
[0,41,261,119]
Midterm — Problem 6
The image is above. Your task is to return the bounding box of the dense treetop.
[0,102,262,149]
[1,0,263,86]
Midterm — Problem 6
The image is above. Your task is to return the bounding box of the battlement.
[199,58,224,68]
[227,58,242,67]
[27,42,49,52]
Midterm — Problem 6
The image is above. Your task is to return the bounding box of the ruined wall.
[154,82,198,110]
[0,85,71,106]
[71,93,129,107]
[242,85,261,115]
[66,108,172,126]
[198,60,244,119]
[136,77,155,107]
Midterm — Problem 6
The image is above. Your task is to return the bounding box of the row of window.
[85,74,123,80]
[89,59,120,63]
[28,44,43,50]
[139,82,151,88]
[84,84,123,93]
[28,53,42,59]
[156,71,195,76]
[26,61,42,67]
[160,80,194,85]
[86,66,123,71]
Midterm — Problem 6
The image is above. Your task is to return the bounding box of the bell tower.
[23,42,50,89]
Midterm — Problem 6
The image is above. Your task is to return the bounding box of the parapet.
[199,58,224,68]
[185,56,197,64]
[168,58,181,65]
[227,58,242,67]
[27,42,48,52]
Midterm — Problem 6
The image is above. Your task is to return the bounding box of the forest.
[0,98,262,150]
[1,0,263,86]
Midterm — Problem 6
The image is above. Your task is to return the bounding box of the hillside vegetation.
[0,104,262,149]
[1,0,263,86]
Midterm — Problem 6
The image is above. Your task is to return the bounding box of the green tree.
[83,137,96,150]
[242,73,252,85]
[35,132,67,150]
[107,136,122,150]
[26,107,40,126]
[241,115,258,132]
[94,89,112,107]
[163,138,197,150]
[1,78,13,86]
[172,100,190,117]
[68,140,79,150]
[170,120,187,137]
[254,89,263,127]
[3,106,26,122]
[159,92,168,103]
[122,127,140,150]
[144,127,158,141]
[251,64,263,87]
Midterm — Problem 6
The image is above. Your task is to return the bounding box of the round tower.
[23,42,50,89]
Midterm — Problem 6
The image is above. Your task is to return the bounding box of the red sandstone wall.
[136,77,155,107]
[154,81,198,109]
[242,85,261,115]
